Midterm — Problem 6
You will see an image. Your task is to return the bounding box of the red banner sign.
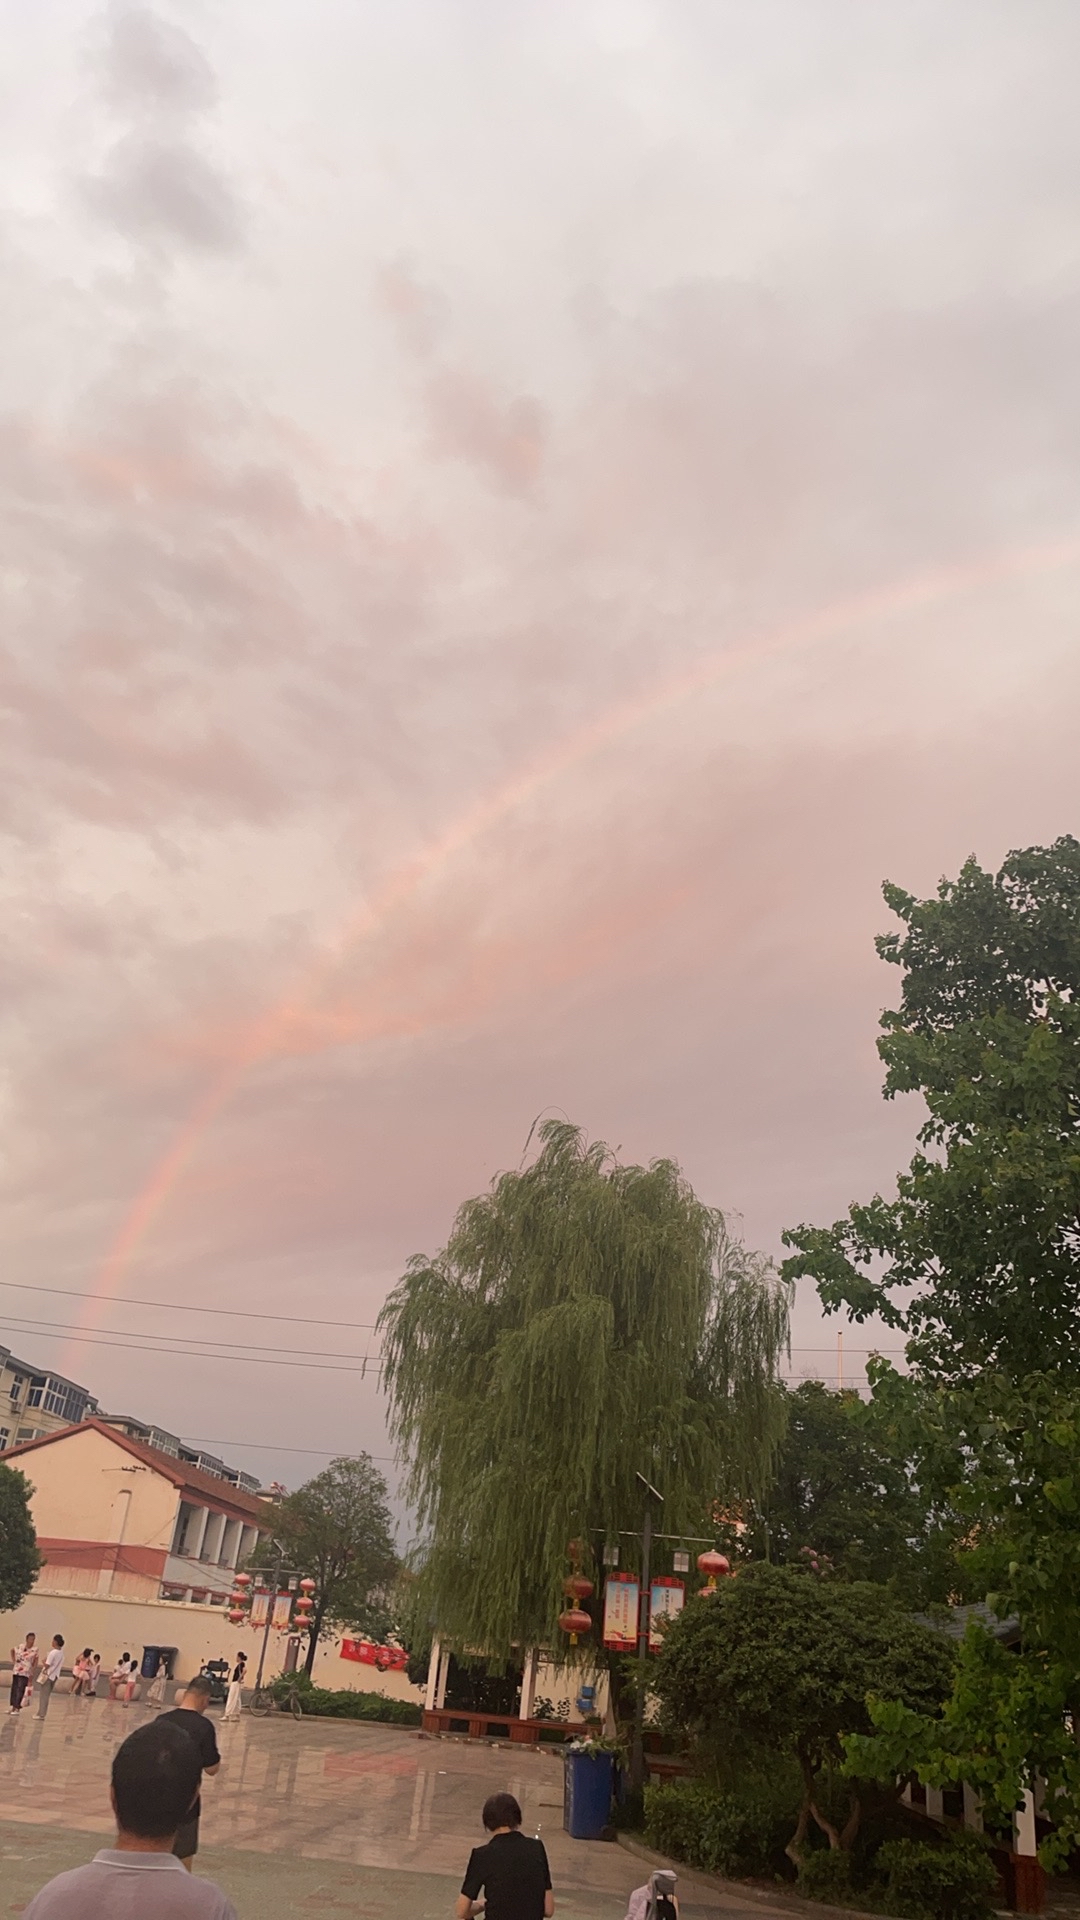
[602,1572,640,1650]
[340,1639,409,1671]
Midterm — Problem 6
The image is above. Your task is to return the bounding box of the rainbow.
[69,528,1080,1358]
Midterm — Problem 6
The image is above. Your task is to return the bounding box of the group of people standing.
[8,1635,175,1716]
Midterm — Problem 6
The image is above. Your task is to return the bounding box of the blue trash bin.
[563,1749,614,1840]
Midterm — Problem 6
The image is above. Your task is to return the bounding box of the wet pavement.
[0,1692,794,1918]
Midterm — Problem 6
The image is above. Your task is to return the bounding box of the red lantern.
[299,1577,316,1594]
[563,1573,594,1603]
[697,1549,731,1593]
[558,1606,591,1645]
[227,1608,245,1624]
[233,1571,252,1587]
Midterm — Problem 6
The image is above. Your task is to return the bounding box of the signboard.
[602,1571,640,1651]
[272,1593,294,1631]
[341,1639,409,1671]
[648,1576,685,1650]
[250,1590,269,1630]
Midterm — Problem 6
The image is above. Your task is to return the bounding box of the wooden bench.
[421,1709,590,1744]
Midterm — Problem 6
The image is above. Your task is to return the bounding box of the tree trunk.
[797,1752,843,1852]
[786,1793,813,1869]
[839,1791,862,1852]
[303,1608,324,1677]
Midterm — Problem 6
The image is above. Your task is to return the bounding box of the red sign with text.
[340,1639,409,1671]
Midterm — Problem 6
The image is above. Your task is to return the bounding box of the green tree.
[271,1455,399,1677]
[782,838,1080,1862]
[378,1119,790,1658]
[0,1462,42,1612]
[784,836,1080,1385]
[654,1564,955,1862]
[746,1381,957,1603]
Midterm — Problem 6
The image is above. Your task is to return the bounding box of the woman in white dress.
[147,1657,169,1707]
[222,1651,247,1721]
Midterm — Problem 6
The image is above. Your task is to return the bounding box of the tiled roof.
[3,1419,270,1523]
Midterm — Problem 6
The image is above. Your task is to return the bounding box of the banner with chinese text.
[648,1576,685,1650]
[602,1572,640,1650]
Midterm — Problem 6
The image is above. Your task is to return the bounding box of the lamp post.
[242,1547,310,1693]
[630,1473,664,1795]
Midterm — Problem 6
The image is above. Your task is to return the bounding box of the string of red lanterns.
[557,1538,594,1645]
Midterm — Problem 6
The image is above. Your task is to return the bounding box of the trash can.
[140,1646,161,1679]
[563,1749,614,1840]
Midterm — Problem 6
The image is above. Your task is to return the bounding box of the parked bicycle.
[250,1677,303,1720]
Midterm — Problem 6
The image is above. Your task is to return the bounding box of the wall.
[13,1426,179,1587]
[0,1589,423,1702]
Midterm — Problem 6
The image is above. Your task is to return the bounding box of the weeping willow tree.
[378,1120,791,1658]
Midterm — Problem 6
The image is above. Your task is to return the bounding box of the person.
[36,1635,65,1720]
[87,1653,102,1697]
[221,1653,246,1722]
[9,1632,39,1714]
[148,1657,170,1707]
[624,1872,679,1920]
[20,1717,237,1918]
[71,1650,92,1695]
[123,1663,141,1707]
[110,1653,133,1700]
[157,1675,221,1869]
[457,1793,553,1920]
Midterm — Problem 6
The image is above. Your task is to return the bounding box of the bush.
[798,1849,855,1902]
[643,1778,791,1877]
[875,1836,996,1920]
[268,1673,421,1725]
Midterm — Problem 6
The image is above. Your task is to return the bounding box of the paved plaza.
[0,1692,793,1918]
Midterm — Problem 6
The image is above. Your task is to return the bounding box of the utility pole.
[630,1473,663,1795]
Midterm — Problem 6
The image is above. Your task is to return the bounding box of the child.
[624,1873,679,1920]
[87,1654,101,1697]
[70,1649,92,1695]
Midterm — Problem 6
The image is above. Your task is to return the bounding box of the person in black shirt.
[157,1675,222,1869]
[457,1793,553,1920]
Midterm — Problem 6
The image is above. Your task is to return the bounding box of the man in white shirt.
[22,1719,236,1919]
[36,1635,65,1720]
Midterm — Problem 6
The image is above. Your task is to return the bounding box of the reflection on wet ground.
[0,1692,789,1919]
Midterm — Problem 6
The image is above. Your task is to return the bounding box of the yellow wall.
[1,1589,423,1702]
[13,1426,179,1569]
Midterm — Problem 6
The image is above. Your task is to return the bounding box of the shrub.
[643,1778,790,1877]
[798,1849,854,1902]
[875,1836,996,1920]
[268,1674,421,1725]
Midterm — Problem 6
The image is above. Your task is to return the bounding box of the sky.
[2,0,1079,1505]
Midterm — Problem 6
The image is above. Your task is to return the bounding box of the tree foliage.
[378,1119,790,1657]
[782,838,1080,1862]
[271,1455,398,1677]
[653,1564,955,1860]
[743,1380,958,1601]
[0,1462,42,1613]
[784,836,1080,1385]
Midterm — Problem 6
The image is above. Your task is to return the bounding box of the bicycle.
[249,1679,303,1720]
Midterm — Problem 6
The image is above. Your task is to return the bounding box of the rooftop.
[3,1418,271,1523]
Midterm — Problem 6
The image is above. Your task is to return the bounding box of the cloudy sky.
[2,0,1079,1503]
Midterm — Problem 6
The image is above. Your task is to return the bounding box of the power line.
[0,1321,384,1375]
[0,1312,380,1364]
[0,1278,378,1331]
[185,1437,398,1461]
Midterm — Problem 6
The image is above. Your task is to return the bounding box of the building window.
[0,1428,8,1450]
